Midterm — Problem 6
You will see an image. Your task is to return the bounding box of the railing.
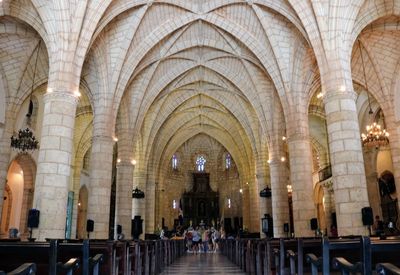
[319,165,332,182]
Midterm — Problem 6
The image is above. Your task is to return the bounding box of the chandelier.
[259,186,271,198]
[132,187,145,199]
[10,128,39,153]
[10,41,41,153]
[361,122,389,147]
[358,39,389,148]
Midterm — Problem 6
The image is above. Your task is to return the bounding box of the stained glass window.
[196,155,206,172]
[172,154,178,170]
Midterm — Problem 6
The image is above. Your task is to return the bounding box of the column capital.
[323,88,357,103]
[116,160,135,168]
[43,91,79,105]
[286,133,309,143]
[92,135,114,144]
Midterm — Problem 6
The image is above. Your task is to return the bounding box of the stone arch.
[14,154,36,237]
[352,4,400,46]
[0,184,12,236]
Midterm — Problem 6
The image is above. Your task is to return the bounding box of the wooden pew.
[0,263,37,275]
[285,238,322,275]
[376,263,400,275]
[58,240,104,275]
[331,237,400,275]
[0,241,53,274]
[306,237,362,275]
[0,240,82,275]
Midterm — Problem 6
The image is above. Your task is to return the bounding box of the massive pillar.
[145,180,156,234]
[116,161,134,238]
[133,172,147,238]
[269,142,290,237]
[256,149,272,237]
[87,135,114,239]
[287,134,316,237]
[381,113,400,222]
[33,91,78,240]
[322,68,370,236]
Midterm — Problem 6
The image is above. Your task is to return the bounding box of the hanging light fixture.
[358,39,389,148]
[132,187,145,199]
[10,41,42,153]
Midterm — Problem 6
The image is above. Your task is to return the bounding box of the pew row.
[0,263,37,275]
[0,238,185,275]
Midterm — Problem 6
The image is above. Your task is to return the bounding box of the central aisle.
[160,253,246,274]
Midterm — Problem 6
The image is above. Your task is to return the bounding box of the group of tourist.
[183,226,225,254]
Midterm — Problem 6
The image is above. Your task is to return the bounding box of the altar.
[181,173,219,227]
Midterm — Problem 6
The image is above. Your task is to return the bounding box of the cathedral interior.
[0,0,400,244]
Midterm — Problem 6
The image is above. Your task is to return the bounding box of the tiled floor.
[160,253,246,274]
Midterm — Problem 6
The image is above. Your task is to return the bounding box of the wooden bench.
[0,263,37,275]
[376,263,400,275]
[331,236,400,275]
[0,240,80,275]
[306,237,362,275]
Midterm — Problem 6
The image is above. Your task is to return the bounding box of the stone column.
[287,134,316,237]
[379,115,400,223]
[145,180,156,234]
[247,174,260,232]
[241,176,250,231]
[363,149,381,218]
[33,91,78,240]
[322,181,334,234]
[70,161,83,239]
[132,172,146,238]
[87,135,114,239]
[116,161,133,238]
[269,159,290,238]
[323,88,370,236]
[19,187,34,237]
[257,168,272,238]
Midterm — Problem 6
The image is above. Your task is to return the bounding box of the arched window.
[172,154,178,170]
[172,200,177,209]
[196,155,206,172]
[225,153,231,169]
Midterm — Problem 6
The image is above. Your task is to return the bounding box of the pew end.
[306,253,322,275]
[376,263,400,275]
[0,263,37,275]
[332,257,362,274]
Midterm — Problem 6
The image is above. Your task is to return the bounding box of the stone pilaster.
[287,135,315,237]
[116,161,133,238]
[269,160,290,237]
[323,89,370,236]
[33,91,78,240]
[87,135,114,239]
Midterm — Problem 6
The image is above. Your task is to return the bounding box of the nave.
[160,254,246,275]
